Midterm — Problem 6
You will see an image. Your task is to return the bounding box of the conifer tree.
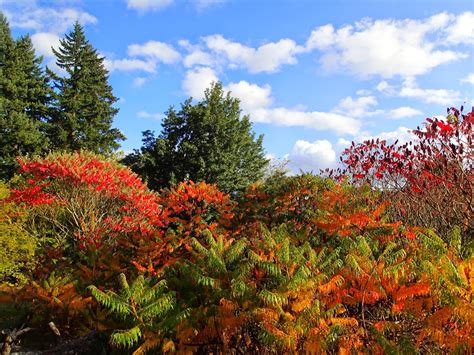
[125,82,268,192]
[48,22,124,154]
[0,13,52,179]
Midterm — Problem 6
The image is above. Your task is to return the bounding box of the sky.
[2,0,474,173]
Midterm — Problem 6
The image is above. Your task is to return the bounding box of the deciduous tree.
[124,82,268,192]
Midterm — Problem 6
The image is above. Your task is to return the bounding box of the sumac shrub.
[333,108,473,249]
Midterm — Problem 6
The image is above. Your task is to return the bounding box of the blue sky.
[2,0,474,172]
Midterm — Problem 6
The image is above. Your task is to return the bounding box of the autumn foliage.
[334,107,473,249]
[1,109,473,354]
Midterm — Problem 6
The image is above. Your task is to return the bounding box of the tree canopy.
[0,13,52,180]
[47,22,124,154]
[125,82,269,192]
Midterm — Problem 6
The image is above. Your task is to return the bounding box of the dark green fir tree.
[124,82,269,192]
[48,22,124,154]
[0,13,52,180]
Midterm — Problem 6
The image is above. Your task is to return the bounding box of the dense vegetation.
[0,12,473,355]
[124,83,268,192]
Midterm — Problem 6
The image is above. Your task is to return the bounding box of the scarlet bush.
[334,108,473,249]
[133,180,235,275]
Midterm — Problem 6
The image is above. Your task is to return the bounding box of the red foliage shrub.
[333,108,473,245]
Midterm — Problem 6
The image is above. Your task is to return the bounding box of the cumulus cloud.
[252,108,361,135]
[334,95,382,118]
[386,106,423,120]
[126,0,174,12]
[203,34,305,73]
[305,13,468,78]
[104,58,157,73]
[399,77,461,105]
[226,81,272,112]
[182,67,219,99]
[461,73,474,85]
[103,41,180,74]
[444,11,474,44]
[228,81,361,135]
[181,72,361,135]
[333,93,422,120]
[6,7,97,34]
[285,140,337,173]
[178,40,213,67]
[128,41,181,64]
[31,32,60,58]
[356,126,417,145]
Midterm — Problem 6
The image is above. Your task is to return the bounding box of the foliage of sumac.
[333,108,473,249]
[1,151,472,353]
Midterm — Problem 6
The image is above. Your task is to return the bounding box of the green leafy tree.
[0,13,52,179]
[48,22,124,154]
[125,82,268,192]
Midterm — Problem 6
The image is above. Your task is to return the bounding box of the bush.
[334,108,473,250]
[89,176,473,353]
[0,182,36,285]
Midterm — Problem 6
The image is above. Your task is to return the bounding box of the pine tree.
[48,22,124,154]
[125,82,268,192]
[0,13,52,180]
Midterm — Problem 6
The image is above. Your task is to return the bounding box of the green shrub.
[0,182,36,285]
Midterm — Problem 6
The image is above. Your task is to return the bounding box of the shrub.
[333,107,473,249]
[0,182,36,285]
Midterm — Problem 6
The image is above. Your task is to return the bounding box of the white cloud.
[126,0,224,12]
[31,32,60,58]
[181,72,361,135]
[6,7,97,34]
[204,34,305,73]
[226,80,361,135]
[356,89,372,96]
[222,79,361,135]
[126,0,174,12]
[306,13,467,78]
[445,11,474,44]
[387,106,423,120]
[104,58,157,73]
[179,39,214,67]
[30,32,65,74]
[376,80,391,92]
[356,126,416,145]
[226,81,272,112]
[193,0,226,10]
[128,41,181,64]
[133,77,148,87]
[183,49,214,67]
[285,140,337,173]
[461,73,474,85]
[334,95,382,118]
[104,41,180,74]
[252,107,361,135]
[137,110,164,120]
[400,77,460,105]
[337,138,352,148]
[182,67,219,99]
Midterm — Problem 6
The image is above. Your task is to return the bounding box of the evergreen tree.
[48,22,124,154]
[125,82,269,192]
[0,13,52,180]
